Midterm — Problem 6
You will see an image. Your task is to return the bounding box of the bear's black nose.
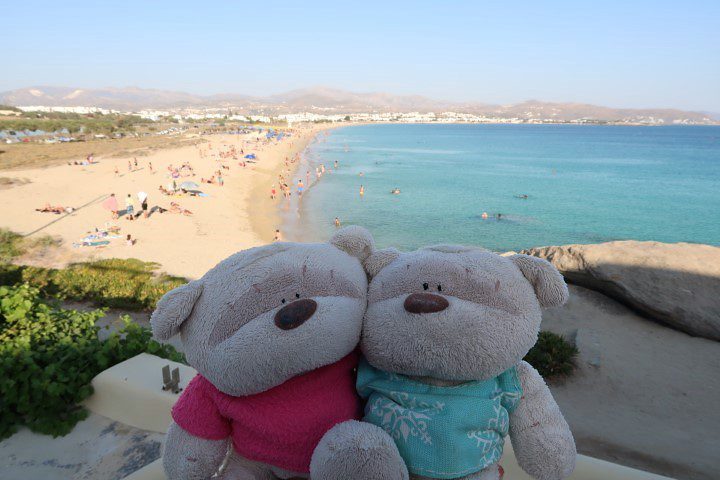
[404,292,449,314]
[274,298,317,330]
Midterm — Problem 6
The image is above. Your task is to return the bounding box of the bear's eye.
[295,293,300,299]
[422,282,429,290]
[281,298,286,304]
[437,284,442,292]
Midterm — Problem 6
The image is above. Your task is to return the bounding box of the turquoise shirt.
[356,359,522,479]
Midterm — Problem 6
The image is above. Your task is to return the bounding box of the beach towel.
[73,240,111,248]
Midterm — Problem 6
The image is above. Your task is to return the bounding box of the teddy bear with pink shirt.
[151,226,407,480]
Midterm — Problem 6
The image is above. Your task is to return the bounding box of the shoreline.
[248,123,339,244]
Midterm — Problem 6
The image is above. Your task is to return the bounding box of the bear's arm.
[508,361,576,480]
[163,375,231,479]
[163,421,229,479]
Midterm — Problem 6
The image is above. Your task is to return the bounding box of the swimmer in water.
[481,212,488,219]
[359,185,364,196]
[334,217,341,227]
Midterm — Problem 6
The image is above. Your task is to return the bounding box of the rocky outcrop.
[522,241,720,341]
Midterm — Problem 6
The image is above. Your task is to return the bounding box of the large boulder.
[522,241,720,341]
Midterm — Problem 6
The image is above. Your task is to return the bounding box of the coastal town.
[1,85,716,147]
[2,102,715,139]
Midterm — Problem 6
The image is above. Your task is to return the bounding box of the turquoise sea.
[288,124,720,251]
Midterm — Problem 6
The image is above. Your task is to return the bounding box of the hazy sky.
[3,0,719,111]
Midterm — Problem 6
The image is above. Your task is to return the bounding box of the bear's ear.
[150,280,204,340]
[510,254,569,308]
[364,248,401,278]
[330,226,375,262]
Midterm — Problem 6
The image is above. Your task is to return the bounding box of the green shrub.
[0,284,184,440]
[0,258,186,311]
[0,113,151,135]
[0,263,22,286]
[525,331,578,378]
[0,228,25,262]
[0,229,59,263]
[48,258,186,310]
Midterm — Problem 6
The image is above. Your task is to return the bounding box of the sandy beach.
[0,124,333,279]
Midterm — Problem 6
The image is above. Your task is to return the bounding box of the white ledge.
[85,354,675,480]
[83,353,197,434]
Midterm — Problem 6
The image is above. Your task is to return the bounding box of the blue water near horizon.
[291,124,720,251]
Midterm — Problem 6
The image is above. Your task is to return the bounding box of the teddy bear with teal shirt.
[357,245,577,480]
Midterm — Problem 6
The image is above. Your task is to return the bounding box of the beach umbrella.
[179,181,199,190]
[102,195,118,211]
[244,154,256,159]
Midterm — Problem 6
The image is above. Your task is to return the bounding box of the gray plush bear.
[151,226,407,480]
[357,245,577,480]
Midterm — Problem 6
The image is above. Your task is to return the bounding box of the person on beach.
[218,173,224,186]
[273,229,282,242]
[334,217,341,227]
[297,180,304,197]
[126,234,135,246]
[125,194,135,220]
[36,204,72,214]
[141,195,149,219]
[270,185,277,200]
[105,193,119,219]
[133,157,138,169]
[168,202,193,215]
[359,185,364,196]
[149,162,154,173]
[127,160,132,172]
[114,165,119,176]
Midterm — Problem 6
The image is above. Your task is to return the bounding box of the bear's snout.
[404,292,449,314]
[274,299,318,330]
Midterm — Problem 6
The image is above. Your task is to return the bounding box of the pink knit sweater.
[171,352,361,473]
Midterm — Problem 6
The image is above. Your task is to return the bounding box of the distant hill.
[470,100,715,124]
[0,85,715,123]
[0,86,212,110]
[265,86,456,112]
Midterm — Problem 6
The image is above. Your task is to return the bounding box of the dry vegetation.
[0,177,30,189]
[0,135,205,170]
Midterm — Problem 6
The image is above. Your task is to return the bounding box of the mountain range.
[1,86,716,123]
